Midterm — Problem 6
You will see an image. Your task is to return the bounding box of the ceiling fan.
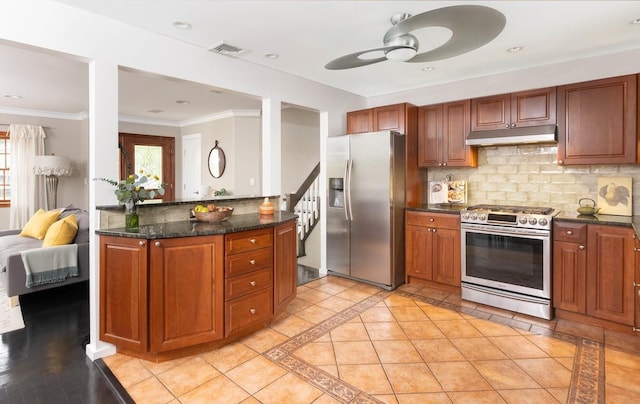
[325,5,506,70]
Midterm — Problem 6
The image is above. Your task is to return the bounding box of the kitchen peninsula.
[95,196,298,362]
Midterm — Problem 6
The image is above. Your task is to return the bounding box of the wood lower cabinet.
[406,211,460,287]
[557,74,637,165]
[635,236,640,332]
[418,100,477,168]
[99,220,297,359]
[471,87,556,131]
[149,235,224,352]
[100,236,148,351]
[553,222,635,328]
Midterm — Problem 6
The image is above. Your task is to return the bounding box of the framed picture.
[597,176,632,216]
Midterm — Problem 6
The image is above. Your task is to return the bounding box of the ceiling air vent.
[208,42,246,57]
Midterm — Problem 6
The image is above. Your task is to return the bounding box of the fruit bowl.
[194,207,234,222]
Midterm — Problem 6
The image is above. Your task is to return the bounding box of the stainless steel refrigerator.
[326,130,406,290]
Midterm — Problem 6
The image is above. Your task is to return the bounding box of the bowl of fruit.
[193,204,234,222]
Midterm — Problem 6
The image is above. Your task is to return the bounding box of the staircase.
[285,162,320,257]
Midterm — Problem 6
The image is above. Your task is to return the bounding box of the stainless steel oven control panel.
[460,205,557,230]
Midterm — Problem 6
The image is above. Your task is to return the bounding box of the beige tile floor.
[104,276,640,403]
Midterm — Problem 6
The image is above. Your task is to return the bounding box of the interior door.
[119,133,175,200]
[182,134,202,198]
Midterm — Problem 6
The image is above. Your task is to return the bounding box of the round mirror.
[208,140,226,178]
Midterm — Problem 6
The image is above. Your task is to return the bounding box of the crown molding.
[118,109,261,128]
[0,107,88,121]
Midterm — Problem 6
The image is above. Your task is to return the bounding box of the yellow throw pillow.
[42,215,79,247]
[20,208,63,240]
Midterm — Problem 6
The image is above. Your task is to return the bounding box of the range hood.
[466,124,557,146]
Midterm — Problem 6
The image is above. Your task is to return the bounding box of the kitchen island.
[96,205,298,362]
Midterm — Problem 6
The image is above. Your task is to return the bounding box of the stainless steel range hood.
[466,124,557,146]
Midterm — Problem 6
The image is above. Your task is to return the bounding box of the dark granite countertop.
[95,211,298,239]
[555,211,640,238]
[406,204,467,215]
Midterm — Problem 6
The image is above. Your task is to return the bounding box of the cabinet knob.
[250,281,256,286]
[249,308,256,314]
[138,240,145,246]
[429,218,434,222]
[505,124,510,128]
[438,163,443,166]
[154,241,161,247]
[432,228,437,233]
[558,159,564,165]
[634,247,640,252]
[510,123,516,128]
[634,282,640,287]
[250,259,256,265]
[427,228,432,232]
[579,245,585,250]
[566,230,573,235]
[250,238,256,244]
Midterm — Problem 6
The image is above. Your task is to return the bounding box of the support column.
[261,98,282,196]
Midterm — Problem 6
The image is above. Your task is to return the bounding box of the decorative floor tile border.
[264,287,603,403]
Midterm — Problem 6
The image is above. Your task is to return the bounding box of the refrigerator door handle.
[346,159,353,221]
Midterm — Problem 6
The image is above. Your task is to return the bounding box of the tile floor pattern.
[104,276,640,403]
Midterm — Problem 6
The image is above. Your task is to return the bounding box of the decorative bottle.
[259,197,275,216]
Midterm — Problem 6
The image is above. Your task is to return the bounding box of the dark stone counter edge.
[96,194,280,211]
[95,211,298,239]
[406,205,640,237]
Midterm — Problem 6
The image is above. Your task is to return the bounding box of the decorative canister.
[259,197,275,216]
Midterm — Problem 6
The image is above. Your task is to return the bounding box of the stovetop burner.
[465,204,555,215]
[461,204,558,230]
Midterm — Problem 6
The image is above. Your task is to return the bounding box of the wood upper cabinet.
[557,74,638,165]
[471,87,556,131]
[586,225,635,326]
[274,221,297,316]
[347,103,409,134]
[100,236,149,351]
[406,211,460,287]
[552,223,587,313]
[149,235,224,352]
[418,100,477,168]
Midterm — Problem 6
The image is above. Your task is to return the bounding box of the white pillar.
[85,59,119,361]
[261,98,282,195]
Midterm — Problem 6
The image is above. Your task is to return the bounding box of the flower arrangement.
[95,170,166,210]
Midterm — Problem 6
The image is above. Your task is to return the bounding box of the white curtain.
[8,124,46,229]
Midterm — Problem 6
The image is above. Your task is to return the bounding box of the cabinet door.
[586,225,635,325]
[405,224,433,281]
[374,103,406,133]
[442,100,476,167]
[557,75,637,165]
[417,104,442,167]
[100,236,148,351]
[274,221,297,316]
[149,235,224,352]
[471,93,510,131]
[432,227,461,286]
[511,87,556,128]
[552,240,586,313]
[347,109,373,134]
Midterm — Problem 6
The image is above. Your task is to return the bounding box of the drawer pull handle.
[250,238,256,244]
[250,281,256,286]
[566,230,573,235]
[634,247,640,252]
[250,308,256,314]
[634,282,640,287]
[579,245,585,250]
[250,259,256,265]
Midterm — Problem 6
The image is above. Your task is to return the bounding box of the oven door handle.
[460,224,549,238]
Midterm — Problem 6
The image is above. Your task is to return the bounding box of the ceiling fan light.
[386,47,418,62]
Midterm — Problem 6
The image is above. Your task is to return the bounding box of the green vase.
[124,204,139,230]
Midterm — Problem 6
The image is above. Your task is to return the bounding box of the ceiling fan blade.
[325,47,392,70]
[383,5,506,63]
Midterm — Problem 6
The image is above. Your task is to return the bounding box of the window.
[0,131,9,207]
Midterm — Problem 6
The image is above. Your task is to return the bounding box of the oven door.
[461,223,551,299]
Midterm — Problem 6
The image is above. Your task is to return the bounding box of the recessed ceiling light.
[507,46,523,53]
[631,18,640,25]
[173,20,192,29]
[208,89,223,94]
[264,53,279,59]
[147,109,163,114]
[422,66,435,72]
[176,100,190,105]
[3,94,22,99]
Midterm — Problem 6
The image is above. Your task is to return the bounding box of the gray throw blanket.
[20,244,79,287]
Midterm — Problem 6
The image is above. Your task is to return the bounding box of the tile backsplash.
[427,144,640,216]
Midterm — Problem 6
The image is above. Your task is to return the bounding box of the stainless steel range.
[460,204,558,319]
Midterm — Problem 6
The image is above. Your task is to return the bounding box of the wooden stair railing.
[285,162,320,257]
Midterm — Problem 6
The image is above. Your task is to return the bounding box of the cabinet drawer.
[226,247,273,277]
[225,228,273,255]
[225,268,272,301]
[553,222,587,243]
[225,288,273,336]
[407,211,459,229]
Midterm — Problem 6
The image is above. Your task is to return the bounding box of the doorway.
[118,133,175,201]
